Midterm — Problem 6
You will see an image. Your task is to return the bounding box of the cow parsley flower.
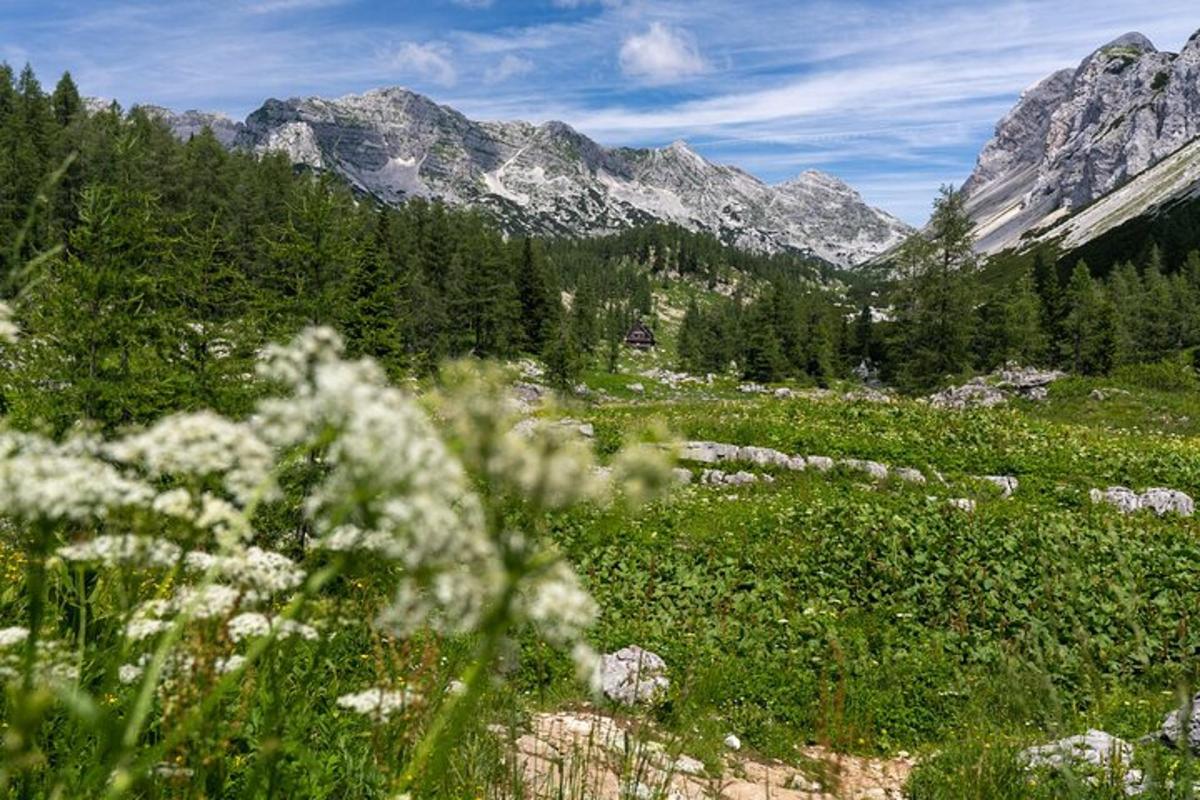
[0,433,153,523]
[58,535,182,569]
[227,612,317,643]
[107,411,275,506]
[0,626,30,648]
[336,687,421,723]
[185,547,305,598]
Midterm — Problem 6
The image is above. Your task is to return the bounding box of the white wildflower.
[227,612,318,643]
[194,494,252,547]
[152,488,194,520]
[57,535,182,569]
[125,618,172,642]
[227,612,271,642]
[517,562,597,646]
[107,411,275,506]
[0,433,153,523]
[186,547,305,598]
[336,687,421,723]
[153,763,194,780]
[0,626,30,648]
[118,663,144,685]
[215,654,246,674]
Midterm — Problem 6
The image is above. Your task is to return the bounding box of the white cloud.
[485,54,535,84]
[618,22,706,84]
[241,0,347,13]
[394,42,458,87]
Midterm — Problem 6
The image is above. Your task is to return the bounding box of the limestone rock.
[1160,693,1200,753]
[600,646,669,706]
[964,30,1200,255]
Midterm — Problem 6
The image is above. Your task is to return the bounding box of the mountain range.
[142,27,1200,271]
[145,90,912,269]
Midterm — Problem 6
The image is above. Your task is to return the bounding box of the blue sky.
[3,0,1199,224]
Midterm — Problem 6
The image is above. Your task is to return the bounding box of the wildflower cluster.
[0,328,673,795]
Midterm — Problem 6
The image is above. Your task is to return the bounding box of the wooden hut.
[624,320,656,350]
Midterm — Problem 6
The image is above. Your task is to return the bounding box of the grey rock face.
[600,646,669,705]
[964,30,1200,253]
[1021,730,1143,795]
[1160,693,1200,753]
[222,88,910,268]
[141,106,244,148]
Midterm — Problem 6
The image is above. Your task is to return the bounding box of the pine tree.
[892,187,977,389]
[543,319,582,389]
[741,302,784,382]
[50,72,82,127]
[515,237,560,353]
[1062,261,1114,374]
[342,214,402,371]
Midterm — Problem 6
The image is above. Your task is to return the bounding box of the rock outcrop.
[599,646,669,706]
[1160,693,1200,754]
[964,30,1200,254]
[1090,486,1195,517]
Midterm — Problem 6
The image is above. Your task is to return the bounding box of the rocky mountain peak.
[963,30,1200,254]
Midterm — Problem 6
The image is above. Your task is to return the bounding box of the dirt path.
[505,710,914,799]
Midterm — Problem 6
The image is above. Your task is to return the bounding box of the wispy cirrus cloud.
[394,41,458,87]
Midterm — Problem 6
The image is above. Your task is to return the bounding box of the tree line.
[3,64,1199,427]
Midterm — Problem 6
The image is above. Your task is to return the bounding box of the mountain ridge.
[963,28,1200,255]
[144,86,912,269]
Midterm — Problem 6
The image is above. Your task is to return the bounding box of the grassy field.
[528,369,1200,796]
[4,338,1200,798]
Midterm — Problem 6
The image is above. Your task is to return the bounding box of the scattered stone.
[628,383,645,395]
[994,365,1066,392]
[740,446,795,469]
[841,459,889,481]
[738,383,767,394]
[1159,693,1200,753]
[1021,730,1142,794]
[1090,486,1195,517]
[1091,387,1132,402]
[723,734,742,751]
[507,710,912,800]
[1090,486,1143,514]
[983,475,1019,498]
[774,387,795,399]
[641,368,705,389]
[680,441,743,464]
[788,773,823,793]
[672,468,694,485]
[929,364,1064,409]
[600,646,669,706]
[806,456,835,472]
[701,469,768,487]
[1022,730,1133,772]
[928,379,1009,410]
[1139,488,1195,517]
[948,498,976,513]
[895,468,927,485]
[672,755,705,776]
[514,382,547,407]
